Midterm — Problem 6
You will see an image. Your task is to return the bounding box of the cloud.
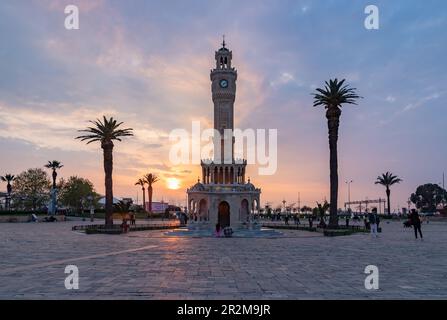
[401,92,442,113]
[1,0,446,208]
[270,72,295,86]
[386,96,396,103]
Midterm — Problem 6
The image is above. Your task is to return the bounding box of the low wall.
[0,215,30,223]
[0,214,66,223]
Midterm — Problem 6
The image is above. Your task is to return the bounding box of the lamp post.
[88,195,94,222]
[345,180,353,211]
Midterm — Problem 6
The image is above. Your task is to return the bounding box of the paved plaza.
[0,219,446,299]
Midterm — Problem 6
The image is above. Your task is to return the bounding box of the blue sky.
[0,0,446,210]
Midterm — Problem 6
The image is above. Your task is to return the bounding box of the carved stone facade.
[187,40,261,228]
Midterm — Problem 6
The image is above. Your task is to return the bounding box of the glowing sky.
[0,0,446,211]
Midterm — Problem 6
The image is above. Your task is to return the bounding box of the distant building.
[121,198,133,205]
[97,197,120,208]
[146,201,169,213]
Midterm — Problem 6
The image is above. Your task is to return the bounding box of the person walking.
[410,209,423,240]
[368,208,379,238]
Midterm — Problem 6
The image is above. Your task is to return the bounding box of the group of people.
[178,212,189,226]
[120,213,136,233]
[367,208,424,240]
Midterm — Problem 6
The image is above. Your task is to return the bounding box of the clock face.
[219,79,228,88]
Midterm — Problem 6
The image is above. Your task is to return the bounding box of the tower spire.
[222,34,226,48]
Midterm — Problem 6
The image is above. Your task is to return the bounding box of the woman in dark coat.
[410,209,423,239]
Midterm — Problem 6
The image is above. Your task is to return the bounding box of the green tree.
[1,174,15,210]
[44,160,63,189]
[76,116,133,226]
[12,168,51,211]
[114,199,132,213]
[59,176,99,214]
[375,172,402,216]
[144,173,159,214]
[312,79,361,228]
[300,205,312,213]
[410,183,447,212]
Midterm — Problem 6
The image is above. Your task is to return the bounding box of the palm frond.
[375,172,402,187]
[144,173,160,186]
[312,78,362,109]
[75,116,134,145]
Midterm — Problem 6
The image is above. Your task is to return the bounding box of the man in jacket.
[368,208,379,238]
[410,209,423,240]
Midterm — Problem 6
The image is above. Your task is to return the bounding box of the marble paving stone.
[0,220,446,299]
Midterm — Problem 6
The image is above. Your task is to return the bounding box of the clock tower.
[210,38,237,163]
[187,39,261,229]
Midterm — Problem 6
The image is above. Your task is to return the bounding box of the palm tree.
[135,178,146,212]
[144,173,159,215]
[312,78,361,228]
[1,174,15,210]
[316,201,330,228]
[76,116,133,226]
[45,160,63,189]
[375,172,402,216]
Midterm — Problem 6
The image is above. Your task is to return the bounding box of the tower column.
[224,167,228,184]
[209,167,211,184]
[233,167,237,184]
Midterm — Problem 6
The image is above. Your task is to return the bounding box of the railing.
[72,221,180,231]
[262,221,367,232]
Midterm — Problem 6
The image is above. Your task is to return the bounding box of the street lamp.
[345,180,353,211]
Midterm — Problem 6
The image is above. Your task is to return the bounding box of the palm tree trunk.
[327,108,341,228]
[52,170,57,189]
[386,188,391,217]
[102,143,114,227]
[148,186,153,216]
[142,187,146,212]
[6,183,11,211]
[51,170,57,215]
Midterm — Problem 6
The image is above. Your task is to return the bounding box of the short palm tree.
[1,174,15,210]
[316,201,330,228]
[76,116,133,226]
[313,78,361,228]
[45,160,63,189]
[144,173,159,215]
[135,178,146,212]
[375,172,402,216]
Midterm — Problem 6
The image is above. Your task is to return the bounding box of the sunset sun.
[166,178,181,190]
